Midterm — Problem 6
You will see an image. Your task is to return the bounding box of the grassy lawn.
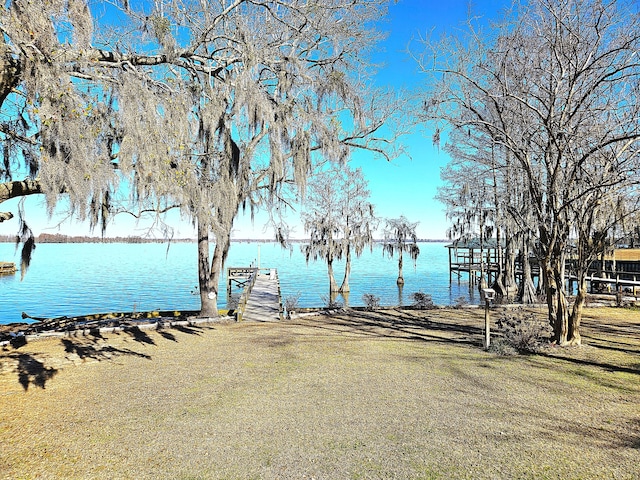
[1,307,638,479]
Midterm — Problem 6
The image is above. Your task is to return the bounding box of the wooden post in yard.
[482,288,495,349]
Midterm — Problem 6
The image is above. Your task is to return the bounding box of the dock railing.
[228,267,284,321]
[231,268,258,321]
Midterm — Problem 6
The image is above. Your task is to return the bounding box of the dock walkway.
[233,268,282,322]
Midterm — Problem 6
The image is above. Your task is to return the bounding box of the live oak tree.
[0,0,400,316]
[382,215,419,286]
[419,0,640,344]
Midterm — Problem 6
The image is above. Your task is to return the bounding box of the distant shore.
[0,234,448,244]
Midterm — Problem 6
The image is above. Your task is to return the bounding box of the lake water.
[0,241,478,324]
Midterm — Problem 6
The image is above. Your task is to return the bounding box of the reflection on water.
[0,241,477,324]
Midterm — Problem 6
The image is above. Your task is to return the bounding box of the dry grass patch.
[0,308,638,479]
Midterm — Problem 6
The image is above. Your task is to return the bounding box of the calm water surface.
[0,241,478,324]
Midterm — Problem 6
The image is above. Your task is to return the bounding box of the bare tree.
[0,0,401,316]
[419,0,640,344]
[382,215,420,285]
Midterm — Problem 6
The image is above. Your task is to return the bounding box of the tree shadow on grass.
[579,316,640,356]
[157,329,178,342]
[626,419,640,449]
[124,326,156,345]
[61,338,152,362]
[17,354,58,390]
[352,308,640,379]
[537,350,640,377]
[2,353,59,391]
[155,322,207,341]
[171,324,204,336]
[1,320,212,391]
[305,308,483,347]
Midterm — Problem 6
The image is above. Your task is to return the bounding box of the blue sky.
[0,0,509,241]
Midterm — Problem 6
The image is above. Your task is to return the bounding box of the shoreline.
[2,297,635,347]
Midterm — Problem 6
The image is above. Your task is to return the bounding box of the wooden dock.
[568,273,640,297]
[232,268,283,322]
[0,262,16,275]
[227,267,258,291]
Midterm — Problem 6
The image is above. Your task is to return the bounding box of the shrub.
[494,308,552,354]
[284,293,301,312]
[320,295,343,311]
[411,291,435,309]
[362,293,381,310]
[284,293,301,318]
[488,339,519,356]
[453,296,468,308]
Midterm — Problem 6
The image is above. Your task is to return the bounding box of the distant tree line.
[0,233,194,244]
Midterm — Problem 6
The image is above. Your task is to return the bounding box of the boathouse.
[446,238,504,285]
[447,238,640,299]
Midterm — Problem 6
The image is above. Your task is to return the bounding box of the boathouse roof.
[445,238,505,249]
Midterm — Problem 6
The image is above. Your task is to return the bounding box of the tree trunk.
[502,234,518,302]
[544,252,569,345]
[339,243,351,293]
[478,269,488,294]
[328,257,339,293]
[206,231,230,319]
[519,238,537,304]
[568,274,586,346]
[197,217,218,318]
[397,283,404,306]
[493,226,507,297]
[397,250,404,285]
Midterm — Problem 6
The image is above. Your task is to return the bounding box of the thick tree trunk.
[493,227,508,298]
[197,218,218,318]
[339,244,351,293]
[397,283,404,306]
[544,253,569,345]
[478,268,488,294]
[519,239,537,304]
[206,232,230,319]
[494,261,507,298]
[397,250,404,285]
[328,257,339,293]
